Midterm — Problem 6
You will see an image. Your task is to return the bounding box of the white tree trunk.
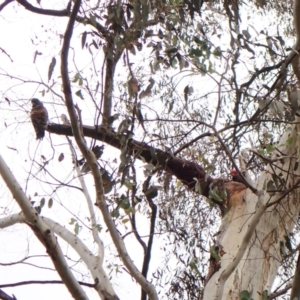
[204,118,300,299]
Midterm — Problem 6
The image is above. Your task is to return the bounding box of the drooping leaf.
[58,153,64,162]
[81,31,87,49]
[48,57,56,81]
[48,198,53,208]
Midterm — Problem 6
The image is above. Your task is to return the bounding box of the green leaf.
[111,208,120,218]
[266,144,275,153]
[74,222,79,235]
[119,197,130,209]
[213,47,222,57]
[210,246,221,261]
[189,258,202,276]
[286,136,294,145]
[75,90,84,100]
[190,48,202,57]
[69,218,76,225]
[261,290,268,300]
[95,224,102,232]
[239,290,253,300]
[89,14,97,27]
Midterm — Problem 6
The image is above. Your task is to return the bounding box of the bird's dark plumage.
[230,169,244,183]
[30,98,48,140]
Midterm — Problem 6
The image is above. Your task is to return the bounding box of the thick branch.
[47,123,214,196]
[290,250,300,300]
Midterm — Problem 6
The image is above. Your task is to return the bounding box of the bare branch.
[0,0,13,12]
[0,289,17,300]
[60,1,158,298]
[0,155,88,300]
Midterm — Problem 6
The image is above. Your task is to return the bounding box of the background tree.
[1,0,300,299]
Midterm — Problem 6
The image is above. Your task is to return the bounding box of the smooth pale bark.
[204,118,300,299]
[204,1,300,298]
[0,155,89,300]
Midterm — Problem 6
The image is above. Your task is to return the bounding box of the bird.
[30,98,48,140]
[229,169,244,184]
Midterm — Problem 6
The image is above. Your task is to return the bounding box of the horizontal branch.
[16,0,109,37]
[47,123,214,196]
[0,280,95,288]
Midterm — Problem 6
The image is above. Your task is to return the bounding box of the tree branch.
[16,0,109,37]
[0,155,88,300]
[60,0,158,298]
[47,123,214,197]
[290,250,300,299]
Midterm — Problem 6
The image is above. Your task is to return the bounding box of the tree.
[0,0,300,299]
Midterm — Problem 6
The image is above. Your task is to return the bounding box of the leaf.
[190,48,202,57]
[75,90,84,100]
[242,29,251,40]
[280,240,286,256]
[95,224,102,232]
[119,197,130,209]
[210,246,221,261]
[135,102,145,131]
[213,47,222,57]
[261,290,268,300]
[143,163,155,170]
[74,222,79,235]
[58,153,64,162]
[184,85,189,102]
[239,290,252,300]
[266,144,274,153]
[48,198,53,208]
[69,218,76,225]
[158,29,164,39]
[89,14,97,27]
[189,258,202,276]
[40,198,45,208]
[48,57,56,81]
[34,206,41,214]
[284,235,293,252]
[81,31,87,49]
[286,136,294,145]
[165,47,178,55]
[111,208,120,218]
